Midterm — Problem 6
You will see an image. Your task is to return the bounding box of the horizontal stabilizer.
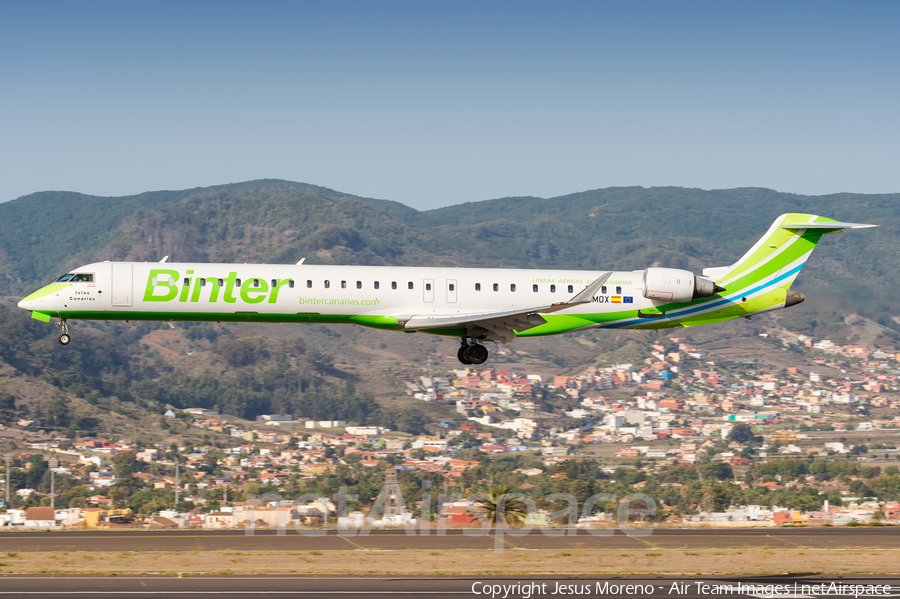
[781,221,877,229]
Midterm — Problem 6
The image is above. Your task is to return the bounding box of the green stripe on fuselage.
[55,310,407,331]
[20,283,70,303]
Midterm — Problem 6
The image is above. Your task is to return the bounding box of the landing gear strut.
[457,340,489,365]
[57,318,71,345]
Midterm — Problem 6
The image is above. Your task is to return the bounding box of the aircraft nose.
[17,294,41,311]
[17,283,63,311]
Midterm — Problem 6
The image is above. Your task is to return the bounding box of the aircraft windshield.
[55,273,93,282]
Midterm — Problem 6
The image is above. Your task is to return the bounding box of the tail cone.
[785,290,805,307]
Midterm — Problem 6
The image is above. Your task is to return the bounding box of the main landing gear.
[457,340,488,365]
[57,318,71,345]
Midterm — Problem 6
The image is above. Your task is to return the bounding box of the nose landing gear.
[457,340,489,365]
[57,318,71,345]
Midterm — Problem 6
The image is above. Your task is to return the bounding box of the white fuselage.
[40,261,651,320]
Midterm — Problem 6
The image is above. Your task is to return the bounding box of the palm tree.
[475,484,528,528]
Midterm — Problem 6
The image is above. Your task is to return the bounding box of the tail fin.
[704,213,876,294]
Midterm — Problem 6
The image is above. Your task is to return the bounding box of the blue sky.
[1,1,898,209]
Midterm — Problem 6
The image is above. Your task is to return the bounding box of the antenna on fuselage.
[296,258,305,265]
[160,256,169,263]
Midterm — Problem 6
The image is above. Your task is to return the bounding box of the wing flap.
[402,272,611,342]
[403,307,548,330]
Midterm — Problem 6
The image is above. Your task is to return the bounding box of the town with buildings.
[2,332,900,531]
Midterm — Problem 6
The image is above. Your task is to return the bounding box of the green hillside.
[1,179,897,326]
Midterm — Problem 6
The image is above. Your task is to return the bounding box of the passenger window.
[426,283,432,291]
[236,279,242,287]
[271,279,277,288]
[408,282,413,290]
[616,286,622,295]
[475,283,481,291]
[568,285,573,293]
[341,281,347,289]
[306,280,312,288]
[200,278,206,287]
[218,278,224,287]
[533,284,538,292]
[392,282,397,290]
[510,284,516,292]
[252,279,260,288]
[356,281,362,289]
[324,280,330,289]
[449,283,455,291]
[550,284,556,293]
[183,278,190,287]
[601,286,607,294]
[288,280,295,288]
[493,283,499,292]
[374,281,380,290]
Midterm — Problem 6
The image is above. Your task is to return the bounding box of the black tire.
[457,346,473,364]
[59,334,71,346]
[468,344,489,364]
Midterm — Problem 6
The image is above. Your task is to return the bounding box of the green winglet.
[31,311,53,323]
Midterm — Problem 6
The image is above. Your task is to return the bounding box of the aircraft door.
[423,279,434,303]
[112,263,133,307]
[446,279,457,303]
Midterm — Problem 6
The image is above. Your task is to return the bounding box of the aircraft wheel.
[457,346,473,365]
[468,344,489,365]
[59,334,71,346]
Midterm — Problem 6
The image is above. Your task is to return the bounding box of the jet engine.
[641,267,723,303]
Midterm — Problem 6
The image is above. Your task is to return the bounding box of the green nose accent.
[20,283,70,303]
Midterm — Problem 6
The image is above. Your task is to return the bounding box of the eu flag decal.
[623,296,633,303]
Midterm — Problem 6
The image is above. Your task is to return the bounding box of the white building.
[345,426,386,436]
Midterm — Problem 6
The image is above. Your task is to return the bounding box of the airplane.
[17,213,875,365]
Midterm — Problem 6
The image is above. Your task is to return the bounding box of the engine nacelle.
[642,267,720,303]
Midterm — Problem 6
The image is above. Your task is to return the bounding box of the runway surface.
[0,527,899,552]
[0,576,896,599]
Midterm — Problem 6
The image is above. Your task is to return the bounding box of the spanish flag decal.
[611,296,622,303]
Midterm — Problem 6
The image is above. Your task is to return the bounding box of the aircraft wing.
[401,273,611,343]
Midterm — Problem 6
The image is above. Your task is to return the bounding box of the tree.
[112,451,139,478]
[727,423,753,444]
[474,485,529,528]
[44,395,73,428]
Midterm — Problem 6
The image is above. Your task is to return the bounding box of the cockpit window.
[55,273,92,282]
